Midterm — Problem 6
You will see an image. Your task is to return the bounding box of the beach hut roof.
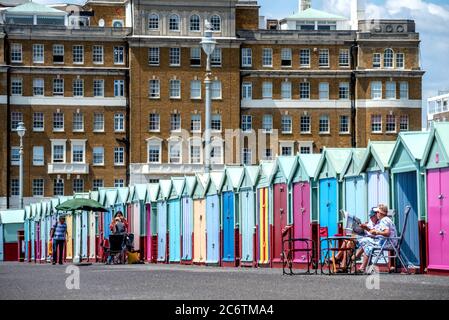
[25,206,31,220]
[193,173,208,198]
[133,184,147,202]
[205,170,225,194]
[315,148,352,180]
[389,131,431,167]
[104,188,118,207]
[158,179,172,200]
[44,200,53,216]
[224,166,245,191]
[30,203,38,220]
[98,188,107,205]
[272,156,298,184]
[358,141,396,174]
[297,154,321,179]
[341,148,367,179]
[146,183,159,203]
[240,165,260,188]
[257,161,276,187]
[183,176,197,197]
[421,122,449,167]
[170,177,185,199]
[89,190,99,202]
[116,187,130,204]
[0,209,25,224]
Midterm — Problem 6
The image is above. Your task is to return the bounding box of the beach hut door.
[223,192,235,262]
[157,202,167,262]
[168,200,181,262]
[206,195,220,263]
[293,182,311,263]
[182,197,193,261]
[0,225,3,261]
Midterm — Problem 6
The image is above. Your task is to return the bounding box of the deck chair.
[367,206,412,274]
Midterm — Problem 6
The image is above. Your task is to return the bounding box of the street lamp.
[201,20,216,173]
[16,122,26,209]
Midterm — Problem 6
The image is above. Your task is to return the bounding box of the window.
[386,81,396,99]
[300,115,311,133]
[211,143,223,164]
[211,114,222,131]
[262,82,272,99]
[262,48,272,67]
[241,115,252,132]
[32,179,44,197]
[211,48,222,67]
[11,179,19,196]
[53,112,64,131]
[72,141,85,163]
[300,144,312,154]
[300,49,310,67]
[169,14,180,31]
[93,179,104,191]
[93,79,104,97]
[93,113,104,132]
[148,47,160,66]
[339,115,349,133]
[11,78,22,95]
[169,47,181,66]
[191,114,201,132]
[281,115,292,134]
[242,82,252,99]
[11,147,20,166]
[169,79,181,99]
[384,49,394,68]
[339,82,350,100]
[190,143,202,164]
[148,140,161,163]
[93,147,104,165]
[280,144,293,156]
[114,46,124,64]
[149,79,160,98]
[400,82,409,99]
[300,82,310,99]
[264,148,273,160]
[211,15,221,31]
[11,112,23,131]
[114,113,125,132]
[319,82,329,100]
[396,53,405,69]
[262,114,273,133]
[281,81,292,100]
[281,48,292,67]
[339,49,350,67]
[33,112,44,131]
[190,47,201,66]
[170,113,181,132]
[53,78,64,96]
[114,80,125,97]
[371,81,382,100]
[72,112,84,132]
[53,44,64,63]
[242,148,252,165]
[114,179,125,188]
[169,141,181,164]
[400,115,409,131]
[33,78,44,96]
[32,146,44,166]
[114,147,124,165]
[11,43,22,62]
[191,80,201,99]
[149,113,160,132]
[373,53,381,68]
[319,115,330,134]
[72,45,84,64]
[73,179,84,193]
[190,15,200,31]
[386,114,396,132]
[242,48,252,67]
[93,45,104,64]
[33,44,44,63]
[319,49,329,67]
[53,179,64,196]
[52,142,65,163]
[73,79,84,97]
[148,13,159,30]
[211,80,222,99]
[371,115,382,133]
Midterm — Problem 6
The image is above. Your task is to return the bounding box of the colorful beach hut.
[145,183,159,262]
[192,173,207,264]
[181,176,196,264]
[88,191,99,261]
[24,206,31,262]
[168,177,185,263]
[72,193,90,263]
[0,209,24,261]
[129,185,146,252]
[157,180,172,263]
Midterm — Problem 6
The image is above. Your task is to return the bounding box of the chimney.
[299,0,311,12]
[351,0,366,30]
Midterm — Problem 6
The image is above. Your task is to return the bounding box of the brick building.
[0,0,424,208]
[427,92,449,127]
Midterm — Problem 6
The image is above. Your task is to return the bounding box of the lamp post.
[201,20,216,174]
[16,122,26,209]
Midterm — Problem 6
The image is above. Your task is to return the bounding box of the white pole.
[19,135,24,209]
[204,54,212,174]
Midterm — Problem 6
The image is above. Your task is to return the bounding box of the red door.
[293,182,311,263]
[273,183,287,263]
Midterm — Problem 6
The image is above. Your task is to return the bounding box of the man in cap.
[50,215,68,265]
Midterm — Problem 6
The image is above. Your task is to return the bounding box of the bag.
[127,251,140,264]
[48,239,53,256]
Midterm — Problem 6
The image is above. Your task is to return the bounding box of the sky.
[36,0,449,124]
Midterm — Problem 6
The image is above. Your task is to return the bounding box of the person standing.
[51,216,68,265]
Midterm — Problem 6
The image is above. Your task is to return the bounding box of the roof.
[242,165,260,188]
[421,122,449,166]
[274,156,297,182]
[284,8,347,21]
[133,184,147,202]
[389,131,431,166]
[158,180,172,200]
[147,183,159,203]
[208,170,225,193]
[315,148,352,179]
[183,176,197,197]
[358,141,396,173]
[297,154,321,178]
[225,166,245,190]
[5,1,66,14]
[0,209,25,224]
[257,161,276,187]
[104,188,118,207]
[116,187,130,204]
[171,177,185,198]
[341,148,367,179]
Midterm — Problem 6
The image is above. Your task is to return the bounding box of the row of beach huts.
[1,123,448,274]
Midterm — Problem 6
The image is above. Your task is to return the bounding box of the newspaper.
[344,213,365,236]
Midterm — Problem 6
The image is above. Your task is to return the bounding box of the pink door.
[442,168,449,269]
[146,204,152,262]
[273,183,287,264]
[293,182,311,263]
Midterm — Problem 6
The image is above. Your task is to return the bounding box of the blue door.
[222,191,235,262]
[345,177,366,222]
[30,221,35,261]
[206,195,220,264]
[157,201,167,262]
[241,190,255,263]
[168,199,181,262]
[103,209,113,240]
[395,171,420,266]
[319,178,338,260]
[182,197,193,261]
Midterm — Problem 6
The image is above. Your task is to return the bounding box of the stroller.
[105,233,134,265]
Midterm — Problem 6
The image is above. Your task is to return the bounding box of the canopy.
[55,198,108,212]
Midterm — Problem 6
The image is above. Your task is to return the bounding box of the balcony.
[130,163,224,176]
[47,163,89,175]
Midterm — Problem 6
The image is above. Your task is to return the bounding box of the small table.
[320,236,359,275]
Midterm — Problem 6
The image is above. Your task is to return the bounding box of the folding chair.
[367,206,413,274]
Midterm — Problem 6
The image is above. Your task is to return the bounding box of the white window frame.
[53,78,64,96]
[33,44,44,64]
[371,81,383,100]
[242,82,252,100]
[339,115,350,134]
[72,112,84,132]
[11,78,22,96]
[300,82,310,100]
[149,79,160,99]
[281,81,292,100]
[300,115,311,134]
[386,114,396,133]
[190,114,201,133]
[169,14,180,32]
[400,115,409,131]
[114,113,125,132]
[93,146,105,166]
[93,113,104,132]
[210,14,221,32]
[386,81,396,100]
[319,49,329,67]
[242,48,252,67]
[169,47,181,66]
[189,138,203,164]
[339,49,350,67]
[73,78,84,97]
[211,80,222,100]
[11,147,20,166]
[168,138,182,164]
[33,78,45,96]
[53,112,64,132]
[147,137,162,164]
[33,112,44,132]
[51,139,67,163]
[11,43,22,63]
[300,49,310,67]
[319,82,329,100]
[371,114,382,133]
[170,113,182,132]
[113,46,125,65]
[169,79,181,99]
[281,48,292,67]
[52,44,64,64]
[32,179,45,197]
[33,146,45,166]
[148,47,160,66]
[384,49,394,68]
[279,141,294,156]
[190,80,202,99]
[114,80,125,97]
[211,114,222,132]
[281,115,292,134]
[190,14,201,32]
[396,53,405,69]
[262,48,273,67]
[339,82,350,100]
[114,146,125,166]
[262,81,273,99]
[319,114,330,134]
[148,13,159,30]
[399,82,409,100]
[149,113,160,132]
[373,53,381,68]
[72,45,84,64]
[93,79,104,97]
[71,139,86,164]
[262,114,273,133]
[241,115,252,132]
[92,45,104,64]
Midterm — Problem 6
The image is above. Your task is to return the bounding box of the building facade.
[0,0,424,208]
[427,92,449,127]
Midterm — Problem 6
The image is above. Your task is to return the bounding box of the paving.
[1,262,449,300]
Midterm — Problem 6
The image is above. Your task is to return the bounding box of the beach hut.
[342,148,368,222]
[43,200,54,262]
[24,206,31,262]
[168,177,184,263]
[157,180,172,263]
[315,148,352,259]
[238,165,260,266]
[130,185,146,252]
[57,196,74,262]
[0,209,24,261]
[255,161,275,266]
[270,156,298,266]
[220,166,244,267]
[27,206,36,262]
[71,193,89,263]
[88,191,99,261]
[193,173,207,264]
[104,189,118,241]
[389,131,430,272]
[421,122,449,273]
[36,202,47,262]
[291,154,321,265]
[30,203,40,263]
[181,176,196,264]
[145,183,159,262]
